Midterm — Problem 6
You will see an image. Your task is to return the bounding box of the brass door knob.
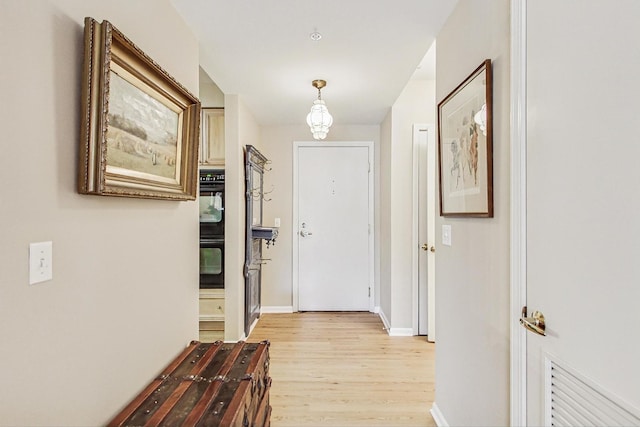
[520,307,546,336]
[421,244,436,252]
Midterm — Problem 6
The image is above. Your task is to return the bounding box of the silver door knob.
[300,230,313,237]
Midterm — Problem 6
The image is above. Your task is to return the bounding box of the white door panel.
[521,2,640,425]
[414,125,436,339]
[295,143,372,311]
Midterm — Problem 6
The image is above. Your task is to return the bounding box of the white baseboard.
[430,402,449,427]
[373,305,380,313]
[261,306,294,314]
[378,310,391,332]
[388,327,414,336]
[377,310,414,336]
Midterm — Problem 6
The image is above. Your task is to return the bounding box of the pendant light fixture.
[306,79,333,140]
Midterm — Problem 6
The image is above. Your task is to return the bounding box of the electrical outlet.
[29,241,53,285]
[274,218,281,227]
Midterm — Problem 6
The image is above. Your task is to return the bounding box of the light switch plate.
[274,217,281,227]
[29,241,53,285]
[442,225,452,246]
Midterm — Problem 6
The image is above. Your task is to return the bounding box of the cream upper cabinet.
[200,108,224,166]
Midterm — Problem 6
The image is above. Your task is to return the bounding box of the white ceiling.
[170,0,458,126]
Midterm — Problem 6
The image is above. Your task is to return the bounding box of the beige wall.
[223,95,261,340]
[0,0,200,425]
[199,67,224,107]
[434,0,511,425]
[384,79,436,332]
[257,125,380,310]
[379,113,393,318]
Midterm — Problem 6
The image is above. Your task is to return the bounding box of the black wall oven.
[200,238,224,288]
[199,170,225,239]
[199,169,224,288]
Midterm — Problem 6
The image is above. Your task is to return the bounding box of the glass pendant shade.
[306,99,333,140]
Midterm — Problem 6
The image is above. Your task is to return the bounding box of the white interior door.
[414,125,436,340]
[294,142,373,311]
[515,1,640,425]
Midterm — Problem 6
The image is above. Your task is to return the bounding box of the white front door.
[516,1,640,425]
[294,142,373,311]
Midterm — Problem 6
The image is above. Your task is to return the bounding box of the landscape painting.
[79,18,200,201]
[106,71,179,180]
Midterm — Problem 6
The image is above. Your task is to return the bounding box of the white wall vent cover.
[545,355,640,426]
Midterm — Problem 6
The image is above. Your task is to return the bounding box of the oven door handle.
[199,185,225,193]
[200,238,225,245]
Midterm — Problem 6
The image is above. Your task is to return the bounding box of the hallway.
[247,312,436,426]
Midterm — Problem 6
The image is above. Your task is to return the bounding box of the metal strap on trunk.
[144,342,223,426]
[182,342,247,425]
[107,341,202,427]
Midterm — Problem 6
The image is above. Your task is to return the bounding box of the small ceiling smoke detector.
[310,31,322,41]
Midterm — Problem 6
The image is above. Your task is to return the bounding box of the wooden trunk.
[108,341,271,427]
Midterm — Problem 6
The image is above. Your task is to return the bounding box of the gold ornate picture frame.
[79,18,200,201]
[437,59,493,217]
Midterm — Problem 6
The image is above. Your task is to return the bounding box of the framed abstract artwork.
[437,59,493,217]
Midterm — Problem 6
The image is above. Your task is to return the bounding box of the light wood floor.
[247,312,436,426]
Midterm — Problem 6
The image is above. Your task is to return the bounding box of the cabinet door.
[200,108,224,165]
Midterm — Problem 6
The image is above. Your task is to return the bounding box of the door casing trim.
[510,0,528,425]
